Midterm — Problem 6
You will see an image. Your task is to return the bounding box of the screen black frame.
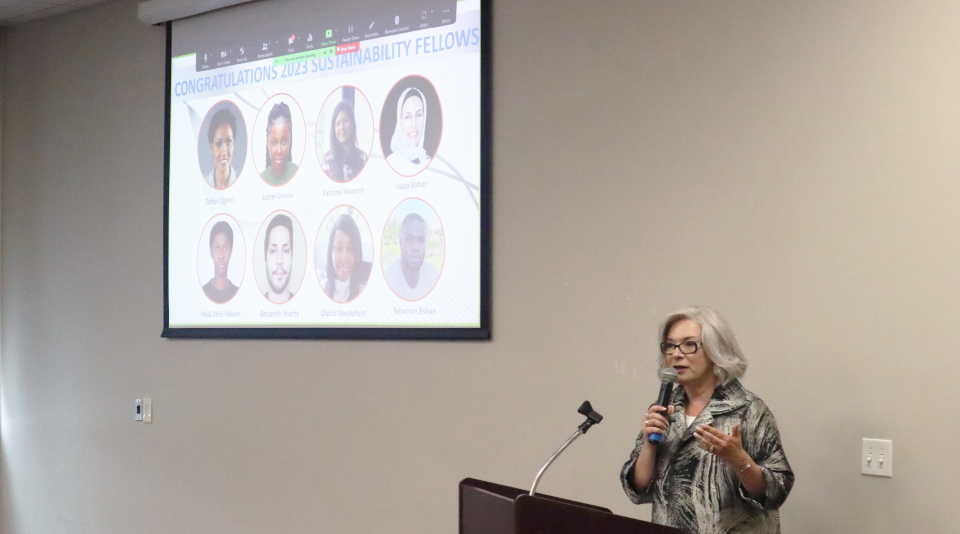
[161,1,491,340]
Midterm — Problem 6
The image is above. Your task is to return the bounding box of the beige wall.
[2,0,959,532]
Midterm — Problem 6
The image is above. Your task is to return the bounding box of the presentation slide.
[165,0,485,335]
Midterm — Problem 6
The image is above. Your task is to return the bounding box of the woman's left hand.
[694,423,748,465]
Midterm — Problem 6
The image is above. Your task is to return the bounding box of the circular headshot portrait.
[198,101,248,190]
[253,210,307,304]
[381,198,444,301]
[317,86,374,183]
[196,214,246,305]
[252,94,305,187]
[379,75,443,177]
[314,206,374,304]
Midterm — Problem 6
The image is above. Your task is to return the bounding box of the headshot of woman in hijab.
[385,87,434,176]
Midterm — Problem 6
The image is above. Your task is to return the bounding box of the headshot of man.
[202,220,239,304]
[204,109,239,190]
[318,213,372,303]
[385,88,431,176]
[263,214,295,303]
[383,212,441,300]
[322,99,368,183]
[260,101,299,186]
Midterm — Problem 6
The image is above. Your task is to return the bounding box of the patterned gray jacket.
[621,379,794,534]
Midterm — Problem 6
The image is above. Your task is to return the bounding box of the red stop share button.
[336,43,359,55]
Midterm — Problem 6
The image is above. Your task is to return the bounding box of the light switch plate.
[135,398,143,421]
[862,438,892,477]
[143,398,152,423]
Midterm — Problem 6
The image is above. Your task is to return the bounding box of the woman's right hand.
[633,403,677,489]
[643,404,675,443]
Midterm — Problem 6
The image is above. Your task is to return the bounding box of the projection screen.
[163,0,490,339]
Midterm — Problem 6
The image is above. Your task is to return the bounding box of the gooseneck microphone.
[529,401,603,496]
[647,368,678,444]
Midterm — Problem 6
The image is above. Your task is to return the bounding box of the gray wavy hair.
[657,306,747,386]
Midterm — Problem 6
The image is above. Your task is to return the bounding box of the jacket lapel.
[672,380,749,444]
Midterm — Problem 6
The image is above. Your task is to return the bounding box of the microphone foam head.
[659,367,679,382]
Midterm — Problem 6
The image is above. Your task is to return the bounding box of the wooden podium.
[459,478,682,534]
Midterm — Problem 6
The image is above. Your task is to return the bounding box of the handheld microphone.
[647,368,678,445]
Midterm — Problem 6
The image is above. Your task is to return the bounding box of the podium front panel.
[459,478,682,534]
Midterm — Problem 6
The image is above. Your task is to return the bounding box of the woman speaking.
[621,307,794,534]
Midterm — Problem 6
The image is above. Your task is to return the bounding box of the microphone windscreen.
[659,367,679,383]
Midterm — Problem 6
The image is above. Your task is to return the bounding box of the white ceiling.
[0,0,110,25]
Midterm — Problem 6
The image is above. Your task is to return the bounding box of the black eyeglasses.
[660,341,702,355]
[214,138,234,149]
